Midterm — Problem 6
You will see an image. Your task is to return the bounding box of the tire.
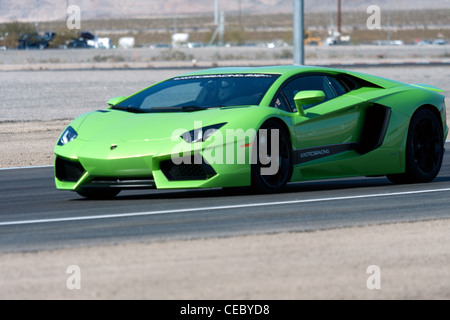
[76,188,121,200]
[387,108,444,184]
[251,120,293,193]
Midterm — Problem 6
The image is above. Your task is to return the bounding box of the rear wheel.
[251,120,293,193]
[76,189,121,200]
[387,108,444,184]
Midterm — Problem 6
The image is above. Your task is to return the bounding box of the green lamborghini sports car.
[54,65,448,199]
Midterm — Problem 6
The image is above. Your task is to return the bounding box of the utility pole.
[238,0,242,29]
[173,7,178,34]
[35,0,40,33]
[387,4,391,44]
[214,0,219,25]
[293,0,305,65]
[219,11,225,46]
[209,11,225,46]
[337,0,341,33]
[210,0,224,46]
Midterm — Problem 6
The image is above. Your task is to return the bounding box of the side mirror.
[294,90,325,116]
[107,96,127,106]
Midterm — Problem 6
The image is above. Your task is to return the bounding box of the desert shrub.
[0,21,35,48]
[159,50,193,61]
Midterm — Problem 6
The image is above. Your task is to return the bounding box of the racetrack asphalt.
[1,144,450,253]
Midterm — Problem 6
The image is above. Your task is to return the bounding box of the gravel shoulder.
[2,219,450,300]
[0,120,70,167]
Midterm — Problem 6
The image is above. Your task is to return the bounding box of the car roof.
[177,65,404,89]
[181,65,335,77]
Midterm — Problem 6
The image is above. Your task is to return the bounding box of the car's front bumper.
[54,138,252,191]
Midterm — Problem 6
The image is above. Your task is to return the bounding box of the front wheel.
[387,108,444,184]
[251,120,293,193]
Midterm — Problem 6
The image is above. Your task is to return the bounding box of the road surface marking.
[1,187,450,226]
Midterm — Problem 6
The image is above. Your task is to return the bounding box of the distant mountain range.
[1,0,450,23]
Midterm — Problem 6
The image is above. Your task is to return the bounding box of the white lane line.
[0,165,53,171]
[1,187,450,227]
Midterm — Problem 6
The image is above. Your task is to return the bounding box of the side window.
[282,75,338,111]
[271,93,292,112]
[326,76,348,97]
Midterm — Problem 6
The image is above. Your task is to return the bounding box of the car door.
[275,74,370,171]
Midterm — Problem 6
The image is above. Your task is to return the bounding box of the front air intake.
[55,157,85,182]
[160,155,216,181]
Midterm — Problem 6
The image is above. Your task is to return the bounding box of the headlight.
[57,126,78,146]
[181,123,226,143]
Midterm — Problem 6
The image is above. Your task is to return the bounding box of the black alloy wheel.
[387,108,444,184]
[251,120,293,193]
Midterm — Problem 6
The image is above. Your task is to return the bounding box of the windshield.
[113,73,280,112]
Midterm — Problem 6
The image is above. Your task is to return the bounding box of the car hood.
[75,107,255,142]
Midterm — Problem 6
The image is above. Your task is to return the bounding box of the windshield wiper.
[148,106,217,112]
[181,106,210,112]
[111,106,150,113]
[112,105,219,113]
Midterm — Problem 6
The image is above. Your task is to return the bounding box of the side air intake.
[357,104,391,155]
